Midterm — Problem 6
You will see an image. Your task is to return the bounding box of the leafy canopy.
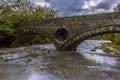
[114,3,120,12]
[0,0,56,33]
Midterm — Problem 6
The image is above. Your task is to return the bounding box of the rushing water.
[0,40,120,80]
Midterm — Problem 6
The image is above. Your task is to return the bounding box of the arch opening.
[55,28,68,41]
[63,26,120,51]
[77,33,120,51]
[11,29,53,48]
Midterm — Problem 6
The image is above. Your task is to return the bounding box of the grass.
[101,43,120,53]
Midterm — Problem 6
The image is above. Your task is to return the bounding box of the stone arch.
[17,28,48,37]
[10,28,51,47]
[62,26,120,50]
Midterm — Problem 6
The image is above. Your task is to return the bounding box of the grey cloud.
[33,0,120,17]
[95,0,119,10]
[46,0,85,17]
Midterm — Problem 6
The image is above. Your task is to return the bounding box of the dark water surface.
[0,40,120,80]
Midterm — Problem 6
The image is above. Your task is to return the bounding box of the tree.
[114,3,120,12]
[0,0,56,47]
[0,0,56,33]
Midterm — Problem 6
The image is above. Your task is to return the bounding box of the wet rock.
[1,52,30,60]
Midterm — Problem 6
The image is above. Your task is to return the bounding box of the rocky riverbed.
[0,40,120,80]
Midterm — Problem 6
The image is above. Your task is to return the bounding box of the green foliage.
[92,34,114,41]
[0,0,56,34]
[0,26,14,34]
[101,43,120,53]
[93,33,120,45]
[31,35,50,44]
[0,0,55,45]
[113,34,120,44]
[114,3,120,12]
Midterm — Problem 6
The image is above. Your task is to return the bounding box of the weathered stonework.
[13,12,120,50]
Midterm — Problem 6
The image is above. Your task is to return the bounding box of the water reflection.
[28,74,39,80]
[28,73,60,80]
[28,74,50,80]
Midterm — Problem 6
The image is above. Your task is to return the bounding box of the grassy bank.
[101,43,120,53]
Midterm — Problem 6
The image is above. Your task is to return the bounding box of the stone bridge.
[12,12,120,50]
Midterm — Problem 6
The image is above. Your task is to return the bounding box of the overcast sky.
[31,0,120,17]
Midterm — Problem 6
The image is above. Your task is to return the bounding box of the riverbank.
[101,43,120,53]
[0,40,119,61]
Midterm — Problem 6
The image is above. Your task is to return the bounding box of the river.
[0,40,120,80]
